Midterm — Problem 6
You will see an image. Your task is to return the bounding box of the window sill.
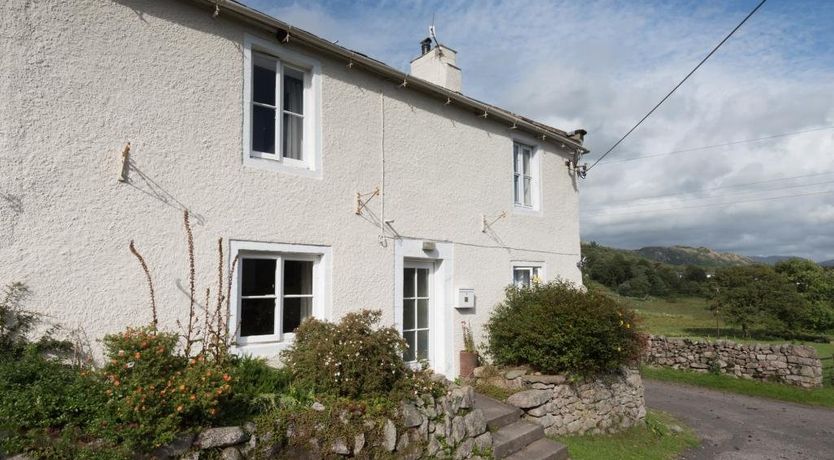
[512,205,542,216]
[243,155,322,179]
[232,340,293,359]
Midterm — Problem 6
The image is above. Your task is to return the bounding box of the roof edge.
[191,0,590,154]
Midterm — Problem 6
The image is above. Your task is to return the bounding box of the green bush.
[485,280,645,376]
[0,348,105,437]
[281,310,409,399]
[97,326,234,450]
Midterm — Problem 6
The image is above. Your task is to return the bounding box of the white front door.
[402,261,433,364]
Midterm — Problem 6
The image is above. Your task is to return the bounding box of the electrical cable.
[585,0,768,172]
[585,188,834,217]
[589,170,834,207]
[596,125,834,165]
[585,176,834,211]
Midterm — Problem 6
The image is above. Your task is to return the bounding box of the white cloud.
[244,0,834,260]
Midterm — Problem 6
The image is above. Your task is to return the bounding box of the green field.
[594,286,834,387]
[554,410,699,460]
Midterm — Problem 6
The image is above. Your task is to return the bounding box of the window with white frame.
[243,35,320,174]
[251,53,307,164]
[231,242,328,347]
[513,265,542,288]
[513,142,537,208]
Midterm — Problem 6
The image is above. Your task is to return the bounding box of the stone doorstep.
[473,392,569,459]
[504,437,570,460]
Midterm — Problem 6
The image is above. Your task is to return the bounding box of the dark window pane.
[284,260,313,295]
[417,268,429,297]
[241,258,276,296]
[514,269,531,287]
[283,297,312,333]
[283,69,304,114]
[252,105,275,154]
[282,114,303,160]
[240,298,275,336]
[253,63,276,105]
[417,299,429,329]
[403,331,416,362]
[417,330,429,361]
[403,299,415,330]
[403,268,415,298]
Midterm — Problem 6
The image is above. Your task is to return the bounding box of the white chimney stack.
[410,38,462,93]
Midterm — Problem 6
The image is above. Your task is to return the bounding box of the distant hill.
[748,255,798,266]
[821,260,834,267]
[635,246,754,268]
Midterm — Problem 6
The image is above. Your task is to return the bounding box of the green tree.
[710,265,807,337]
[775,258,834,332]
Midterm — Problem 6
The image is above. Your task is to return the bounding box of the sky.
[241,0,834,261]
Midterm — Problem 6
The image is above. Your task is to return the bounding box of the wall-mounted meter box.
[457,288,475,309]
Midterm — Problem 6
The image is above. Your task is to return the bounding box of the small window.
[513,142,537,208]
[513,265,542,288]
[237,254,317,342]
[249,52,309,165]
[243,35,320,176]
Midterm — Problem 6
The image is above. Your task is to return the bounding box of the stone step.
[504,437,570,460]
[492,420,545,459]
[473,393,523,431]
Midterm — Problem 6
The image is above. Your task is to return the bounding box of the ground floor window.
[231,241,328,348]
[402,264,431,363]
[513,264,543,288]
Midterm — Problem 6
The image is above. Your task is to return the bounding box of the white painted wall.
[0,0,582,375]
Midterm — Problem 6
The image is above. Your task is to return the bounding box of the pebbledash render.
[0,0,589,376]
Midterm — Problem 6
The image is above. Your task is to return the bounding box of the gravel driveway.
[644,379,834,460]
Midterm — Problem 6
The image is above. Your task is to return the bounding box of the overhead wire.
[585,174,834,211]
[585,0,768,172]
[596,125,834,165]
[585,188,834,217]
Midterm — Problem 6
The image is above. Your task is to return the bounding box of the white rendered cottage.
[0,0,589,377]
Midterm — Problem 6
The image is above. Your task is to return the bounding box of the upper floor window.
[243,35,321,176]
[513,142,539,209]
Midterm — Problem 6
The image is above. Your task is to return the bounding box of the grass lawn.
[642,366,834,408]
[553,410,699,460]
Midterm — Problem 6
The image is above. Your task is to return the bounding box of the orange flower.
[209,408,217,416]
[190,394,196,401]
[222,374,232,382]
[179,384,186,392]
[113,380,121,387]
[206,370,212,377]
[176,405,183,412]
[134,352,141,360]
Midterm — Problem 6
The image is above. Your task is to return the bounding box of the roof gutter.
[192,0,589,154]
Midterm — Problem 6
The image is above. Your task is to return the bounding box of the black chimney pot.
[420,37,432,55]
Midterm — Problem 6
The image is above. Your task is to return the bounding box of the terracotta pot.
[459,351,479,379]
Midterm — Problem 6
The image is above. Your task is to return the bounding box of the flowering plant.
[98,326,233,449]
[461,321,477,354]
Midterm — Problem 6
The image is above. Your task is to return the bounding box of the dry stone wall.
[148,384,492,459]
[645,336,823,388]
[474,367,646,436]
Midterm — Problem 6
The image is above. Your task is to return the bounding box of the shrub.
[218,356,293,422]
[281,310,409,399]
[485,280,645,376]
[97,326,234,450]
[0,348,106,440]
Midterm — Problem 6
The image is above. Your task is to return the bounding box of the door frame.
[394,239,455,377]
